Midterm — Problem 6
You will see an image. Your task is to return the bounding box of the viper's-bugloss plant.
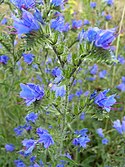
[0,0,125,166]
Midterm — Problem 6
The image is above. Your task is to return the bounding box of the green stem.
[112,5,125,87]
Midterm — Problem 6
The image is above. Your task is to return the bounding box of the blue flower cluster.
[79,27,117,50]
[73,128,90,148]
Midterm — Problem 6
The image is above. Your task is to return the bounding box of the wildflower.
[22,139,37,155]
[1,18,7,24]
[14,159,26,167]
[113,118,125,134]
[51,67,62,77]
[95,28,116,50]
[13,10,40,35]
[10,0,35,10]
[72,20,83,29]
[96,128,104,138]
[5,144,15,152]
[51,84,66,97]
[51,16,70,32]
[99,70,107,79]
[90,64,98,75]
[80,112,85,120]
[105,14,112,21]
[0,55,9,65]
[117,77,125,92]
[14,125,24,136]
[102,138,109,145]
[83,19,90,25]
[83,90,90,97]
[117,55,125,64]
[90,90,97,99]
[68,94,74,101]
[90,2,96,8]
[22,53,35,64]
[73,128,90,148]
[37,128,54,148]
[25,112,38,123]
[51,0,64,6]
[20,83,44,106]
[94,89,116,112]
[33,8,44,24]
[75,89,83,97]
[103,0,114,6]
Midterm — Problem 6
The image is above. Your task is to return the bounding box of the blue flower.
[52,84,66,97]
[5,144,15,152]
[14,125,24,136]
[72,20,82,29]
[94,89,116,112]
[90,64,98,75]
[25,112,38,123]
[14,159,26,167]
[103,0,114,6]
[95,28,116,50]
[83,19,90,25]
[51,67,62,77]
[0,55,9,64]
[68,94,74,101]
[118,55,125,64]
[33,8,44,24]
[22,139,37,155]
[22,53,35,64]
[96,128,104,138]
[90,2,96,8]
[99,70,107,79]
[73,128,90,148]
[37,128,54,148]
[113,118,125,134]
[51,0,63,6]
[80,112,85,120]
[116,77,125,92]
[105,14,112,21]
[10,0,35,10]
[51,16,70,32]
[102,138,109,145]
[20,83,44,106]
[80,27,100,42]
[75,89,83,97]
[13,10,40,35]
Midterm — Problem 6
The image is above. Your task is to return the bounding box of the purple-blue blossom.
[105,14,112,21]
[72,20,83,29]
[5,144,15,152]
[10,0,35,10]
[102,138,109,145]
[13,10,40,35]
[25,112,38,123]
[116,77,125,92]
[113,118,125,134]
[83,19,90,25]
[14,159,26,167]
[99,70,107,79]
[37,128,54,148]
[20,83,44,106]
[90,2,96,8]
[73,128,90,148]
[0,55,9,65]
[51,0,63,6]
[103,0,114,6]
[96,128,104,138]
[22,139,37,155]
[51,16,70,32]
[90,64,98,75]
[94,89,116,112]
[95,28,117,50]
[22,53,35,64]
